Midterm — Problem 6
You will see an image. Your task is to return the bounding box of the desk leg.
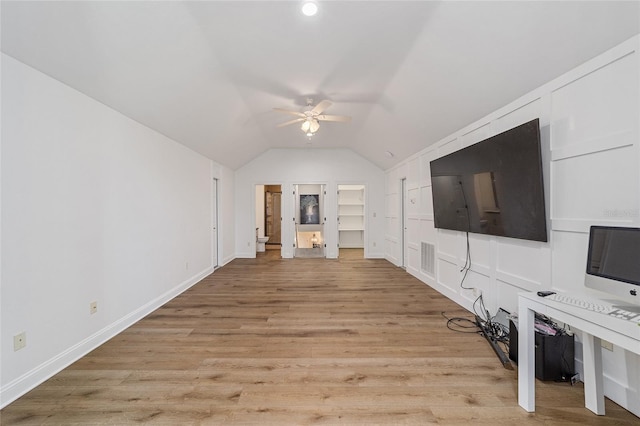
[518,300,535,412]
[581,331,605,415]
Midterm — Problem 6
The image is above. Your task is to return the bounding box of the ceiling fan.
[274,99,351,138]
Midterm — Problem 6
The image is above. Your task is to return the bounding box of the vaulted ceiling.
[2,1,639,170]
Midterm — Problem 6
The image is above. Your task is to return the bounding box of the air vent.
[421,242,435,275]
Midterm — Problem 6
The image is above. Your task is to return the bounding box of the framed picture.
[300,194,320,224]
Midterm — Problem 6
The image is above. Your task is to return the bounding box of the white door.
[212,178,219,269]
[402,178,408,268]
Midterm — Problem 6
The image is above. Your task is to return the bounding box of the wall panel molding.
[551,131,634,161]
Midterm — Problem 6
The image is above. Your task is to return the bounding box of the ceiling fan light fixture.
[301,118,320,135]
[301,0,318,17]
[274,99,350,139]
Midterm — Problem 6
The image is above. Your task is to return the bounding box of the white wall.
[0,55,224,407]
[385,36,640,416]
[235,149,385,259]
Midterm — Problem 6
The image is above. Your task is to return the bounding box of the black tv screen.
[430,118,547,242]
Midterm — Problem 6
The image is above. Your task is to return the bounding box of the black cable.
[479,294,491,323]
[472,294,484,320]
[458,179,472,238]
[458,180,473,290]
[441,311,481,334]
[488,321,509,343]
[471,293,494,324]
[461,230,471,270]
[448,182,509,350]
[459,230,473,290]
[473,300,512,348]
[460,261,473,290]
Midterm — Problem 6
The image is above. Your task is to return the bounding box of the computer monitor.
[585,226,640,308]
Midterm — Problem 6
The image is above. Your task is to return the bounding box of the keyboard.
[545,293,640,323]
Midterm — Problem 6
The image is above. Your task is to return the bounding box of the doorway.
[256,184,282,255]
[293,184,325,258]
[337,184,365,258]
[264,185,282,246]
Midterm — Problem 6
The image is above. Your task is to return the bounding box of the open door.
[293,184,325,258]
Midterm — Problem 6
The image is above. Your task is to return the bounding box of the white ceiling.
[2,1,639,170]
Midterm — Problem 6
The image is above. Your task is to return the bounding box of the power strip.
[476,315,513,370]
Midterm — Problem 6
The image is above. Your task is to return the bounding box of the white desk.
[518,291,640,415]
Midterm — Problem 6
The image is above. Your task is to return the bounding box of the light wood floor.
[2,249,638,425]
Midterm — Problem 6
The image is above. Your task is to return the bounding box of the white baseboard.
[0,266,213,409]
[235,251,256,258]
[366,252,386,259]
[221,254,236,266]
[574,358,640,417]
[384,254,400,266]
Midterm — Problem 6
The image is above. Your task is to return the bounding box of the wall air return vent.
[421,242,435,275]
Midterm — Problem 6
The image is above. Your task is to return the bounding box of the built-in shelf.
[338,185,365,249]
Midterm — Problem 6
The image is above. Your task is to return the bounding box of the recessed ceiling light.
[301,1,318,17]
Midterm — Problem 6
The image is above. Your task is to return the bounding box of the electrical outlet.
[373,242,376,247]
[185,261,189,270]
[14,332,26,351]
[473,288,481,297]
[601,340,613,351]
[90,301,98,315]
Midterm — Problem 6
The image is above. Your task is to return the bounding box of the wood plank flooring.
[2,249,638,425]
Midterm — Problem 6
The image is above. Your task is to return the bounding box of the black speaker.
[509,319,575,381]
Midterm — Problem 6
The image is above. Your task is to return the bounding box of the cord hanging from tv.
[430,118,548,242]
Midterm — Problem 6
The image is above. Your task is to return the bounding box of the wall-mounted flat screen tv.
[430,118,547,242]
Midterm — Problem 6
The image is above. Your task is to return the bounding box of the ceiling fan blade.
[277,118,305,128]
[273,108,305,118]
[311,100,332,114]
[317,114,352,123]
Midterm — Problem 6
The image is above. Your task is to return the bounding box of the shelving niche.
[338,185,364,248]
